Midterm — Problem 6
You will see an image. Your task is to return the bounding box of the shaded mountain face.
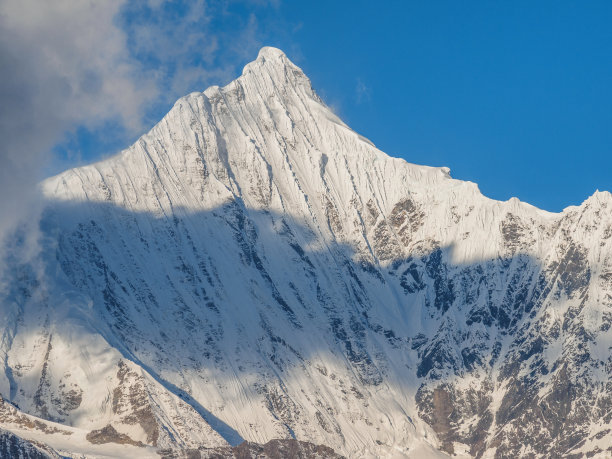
[0,47,611,458]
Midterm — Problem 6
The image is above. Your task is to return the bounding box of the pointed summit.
[256,46,287,61]
[242,46,291,73]
[240,46,310,88]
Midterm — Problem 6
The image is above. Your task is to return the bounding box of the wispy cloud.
[355,78,371,104]
[119,0,276,121]
[122,0,220,102]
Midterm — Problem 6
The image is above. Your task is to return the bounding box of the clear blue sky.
[56,1,612,212]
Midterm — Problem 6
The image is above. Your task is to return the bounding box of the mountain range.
[1,47,611,458]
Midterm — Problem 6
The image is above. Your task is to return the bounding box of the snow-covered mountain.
[1,47,611,458]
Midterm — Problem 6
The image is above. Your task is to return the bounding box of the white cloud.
[0,0,157,242]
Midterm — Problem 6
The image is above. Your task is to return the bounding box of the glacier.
[0,47,611,458]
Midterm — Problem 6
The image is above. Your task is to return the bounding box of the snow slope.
[0,47,611,458]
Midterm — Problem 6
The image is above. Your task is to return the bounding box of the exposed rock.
[112,360,160,446]
[0,429,60,458]
[159,438,345,459]
[86,424,145,447]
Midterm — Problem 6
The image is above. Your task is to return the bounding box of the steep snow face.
[1,47,611,458]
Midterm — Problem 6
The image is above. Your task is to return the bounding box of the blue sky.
[287,2,612,213]
[5,1,610,213]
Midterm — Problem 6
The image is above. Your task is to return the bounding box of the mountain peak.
[256,46,287,61]
[584,189,612,208]
[240,46,307,84]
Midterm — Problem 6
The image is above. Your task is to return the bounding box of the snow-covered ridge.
[3,47,612,458]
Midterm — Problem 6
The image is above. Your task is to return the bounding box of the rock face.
[160,439,345,459]
[0,47,611,458]
[0,428,60,459]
